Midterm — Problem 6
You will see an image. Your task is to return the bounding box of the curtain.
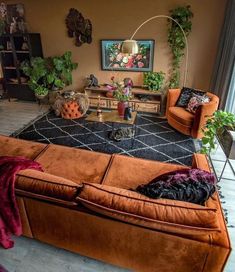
[210,0,235,109]
[225,66,235,113]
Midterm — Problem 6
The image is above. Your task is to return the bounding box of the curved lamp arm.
[123,15,188,87]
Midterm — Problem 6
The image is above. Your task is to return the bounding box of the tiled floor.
[0,100,234,271]
[210,146,235,272]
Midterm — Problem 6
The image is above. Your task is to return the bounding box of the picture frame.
[101,39,155,72]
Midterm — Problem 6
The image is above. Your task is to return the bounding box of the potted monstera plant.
[21,51,78,100]
[21,57,49,99]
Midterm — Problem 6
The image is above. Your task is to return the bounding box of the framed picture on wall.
[101,39,154,72]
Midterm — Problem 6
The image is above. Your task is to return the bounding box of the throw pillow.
[136,168,216,205]
[187,94,210,114]
[176,87,206,107]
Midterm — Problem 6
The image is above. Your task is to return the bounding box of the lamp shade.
[121,40,139,54]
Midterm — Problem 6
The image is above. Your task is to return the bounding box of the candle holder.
[96,95,103,118]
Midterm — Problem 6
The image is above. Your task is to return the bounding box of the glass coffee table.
[85,110,138,144]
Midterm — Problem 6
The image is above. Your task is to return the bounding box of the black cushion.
[176,87,206,107]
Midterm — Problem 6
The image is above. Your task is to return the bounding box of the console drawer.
[89,97,108,108]
[109,99,119,109]
[135,102,160,113]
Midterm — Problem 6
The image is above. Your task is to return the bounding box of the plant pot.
[35,93,48,100]
[217,126,235,158]
[117,101,128,118]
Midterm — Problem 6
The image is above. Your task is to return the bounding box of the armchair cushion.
[176,87,206,107]
[168,107,194,126]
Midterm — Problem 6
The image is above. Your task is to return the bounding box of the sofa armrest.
[166,89,181,118]
[16,169,79,201]
[192,153,211,172]
[191,93,219,138]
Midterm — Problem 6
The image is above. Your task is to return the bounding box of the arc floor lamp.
[121,15,189,87]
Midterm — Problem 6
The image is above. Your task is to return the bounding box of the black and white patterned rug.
[14,112,196,166]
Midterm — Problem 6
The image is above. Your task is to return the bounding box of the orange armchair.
[166,89,219,139]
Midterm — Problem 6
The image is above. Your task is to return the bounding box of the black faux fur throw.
[136,168,216,205]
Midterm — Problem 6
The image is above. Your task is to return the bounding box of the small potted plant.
[201,110,235,154]
[143,71,165,91]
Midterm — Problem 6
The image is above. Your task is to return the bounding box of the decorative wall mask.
[65,8,92,47]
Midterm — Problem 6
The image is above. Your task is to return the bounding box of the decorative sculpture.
[65,8,92,47]
[86,74,99,88]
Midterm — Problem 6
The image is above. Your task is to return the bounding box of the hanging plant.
[168,5,193,88]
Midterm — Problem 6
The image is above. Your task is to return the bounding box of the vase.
[117,101,128,118]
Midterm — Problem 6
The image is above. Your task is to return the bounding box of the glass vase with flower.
[107,76,132,118]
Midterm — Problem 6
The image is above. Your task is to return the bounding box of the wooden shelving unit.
[85,86,163,115]
[0,33,43,101]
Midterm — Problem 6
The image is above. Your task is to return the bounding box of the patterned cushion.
[187,94,210,113]
[176,87,206,107]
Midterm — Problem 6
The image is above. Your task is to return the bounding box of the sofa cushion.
[102,154,188,189]
[35,144,112,185]
[16,169,79,201]
[0,135,47,159]
[168,107,194,126]
[77,183,220,236]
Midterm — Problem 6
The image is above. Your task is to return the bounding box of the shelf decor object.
[121,15,189,87]
[101,39,154,72]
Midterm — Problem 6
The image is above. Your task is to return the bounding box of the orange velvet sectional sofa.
[0,135,231,272]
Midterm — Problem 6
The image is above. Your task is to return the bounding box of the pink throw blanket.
[0,156,42,249]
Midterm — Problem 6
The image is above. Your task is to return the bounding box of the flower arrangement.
[108,43,146,69]
[107,76,132,102]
